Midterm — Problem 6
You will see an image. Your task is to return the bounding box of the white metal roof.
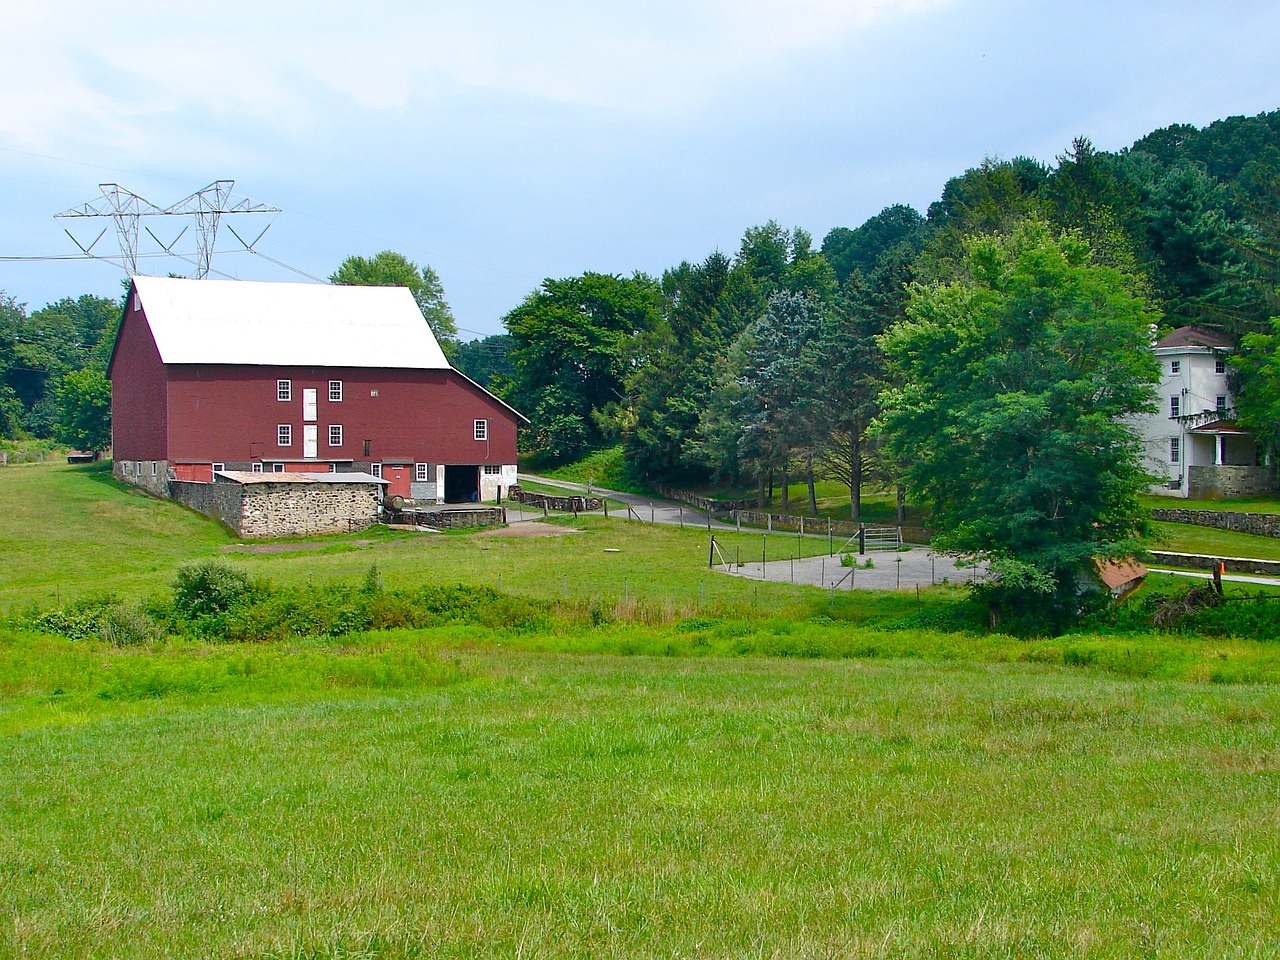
[132,276,450,369]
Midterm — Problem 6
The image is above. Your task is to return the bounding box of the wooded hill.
[483,109,1280,517]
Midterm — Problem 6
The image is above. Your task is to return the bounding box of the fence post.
[604,499,608,518]
[679,505,684,529]
[828,519,833,556]
[650,504,655,523]
[858,523,865,555]
[709,534,715,569]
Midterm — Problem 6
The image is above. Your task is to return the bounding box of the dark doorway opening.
[444,465,480,503]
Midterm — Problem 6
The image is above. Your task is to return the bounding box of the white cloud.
[1,0,952,158]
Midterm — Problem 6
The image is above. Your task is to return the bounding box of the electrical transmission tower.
[55,181,281,278]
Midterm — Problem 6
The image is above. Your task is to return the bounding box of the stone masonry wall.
[169,479,245,532]
[1151,507,1280,539]
[1187,465,1276,499]
[239,483,381,538]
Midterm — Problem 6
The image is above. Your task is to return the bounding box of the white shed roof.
[132,276,450,369]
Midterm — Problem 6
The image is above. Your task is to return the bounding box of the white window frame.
[415,463,428,482]
[1216,358,1226,374]
[272,463,285,473]
[1170,437,1181,464]
[252,462,263,473]
[150,461,157,477]
[329,424,343,447]
[278,424,292,447]
[329,380,343,402]
[211,462,225,474]
[1170,396,1180,418]
[474,419,488,441]
[1216,395,1228,412]
[371,463,382,479]
[1170,360,1180,374]
[278,379,292,402]
[483,464,501,475]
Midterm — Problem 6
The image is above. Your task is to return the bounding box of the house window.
[1169,396,1180,418]
[1170,360,1180,374]
[1216,358,1226,374]
[278,424,292,447]
[474,419,488,441]
[1217,395,1228,412]
[371,463,382,479]
[329,424,343,447]
[415,463,428,482]
[252,462,263,473]
[1170,437,1181,463]
[484,464,501,475]
[329,463,337,473]
[277,379,292,401]
[329,380,343,402]
[272,463,285,473]
[212,462,225,474]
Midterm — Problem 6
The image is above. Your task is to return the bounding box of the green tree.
[55,368,112,452]
[504,272,661,461]
[0,294,26,437]
[331,251,460,358]
[877,221,1160,630]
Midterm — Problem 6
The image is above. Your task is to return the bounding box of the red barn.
[107,276,524,504]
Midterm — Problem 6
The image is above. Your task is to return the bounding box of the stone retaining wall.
[651,483,757,513]
[1151,508,1280,539]
[1148,550,1280,577]
[507,485,603,512]
[393,507,505,530]
[170,478,380,538]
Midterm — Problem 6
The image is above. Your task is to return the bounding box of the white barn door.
[303,424,318,459]
[303,388,317,421]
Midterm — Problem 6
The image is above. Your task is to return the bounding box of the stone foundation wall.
[113,459,170,496]
[170,479,380,538]
[169,479,245,531]
[1187,465,1276,499]
[395,507,505,530]
[239,483,381,538]
[651,483,757,513]
[1150,507,1280,539]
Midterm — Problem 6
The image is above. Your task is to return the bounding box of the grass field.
[4,461,1280,957]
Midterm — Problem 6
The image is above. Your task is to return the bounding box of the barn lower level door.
[303,424,318,459]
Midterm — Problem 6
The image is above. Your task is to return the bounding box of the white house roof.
[131,276,450,369]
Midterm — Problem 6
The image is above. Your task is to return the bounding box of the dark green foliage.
[821,204,926,288]
[172,561,255,619]
[54,369,111,451]
[879,221,1160,630]
[453,333,514,390]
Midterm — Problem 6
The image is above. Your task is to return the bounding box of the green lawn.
[1148,520,1280,560]
[4,637,1280,958]
[6,461,1280,957]
[1142,493,1280,514]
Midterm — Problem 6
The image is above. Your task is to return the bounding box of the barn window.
[1170,438,1181,463]
[329,380,343,402]
[150,461,157,477]
[212,462,225,474]
[474,419,488,441]
[277,380,292,401]
[415,463,428,482]
[484,465,501,475]
[278,424,292,446]
[329,424,343,447]
[252,462,263,473]
[371,463,382,479]
[272,463,285,473]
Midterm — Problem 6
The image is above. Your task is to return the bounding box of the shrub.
[99,603,163,647]
[172,561,254,618]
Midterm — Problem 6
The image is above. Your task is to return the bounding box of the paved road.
[516,474,728,528]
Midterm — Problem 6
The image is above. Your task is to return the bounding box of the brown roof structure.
[1154,325,1235,350]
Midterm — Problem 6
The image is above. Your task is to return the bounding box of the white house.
[1134,325,1269,498]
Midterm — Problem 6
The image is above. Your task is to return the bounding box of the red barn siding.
[163,366,517,466]
[107,304,168,461]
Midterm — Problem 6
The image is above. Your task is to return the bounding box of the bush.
[172,561,254,618]
[99,602,162,647]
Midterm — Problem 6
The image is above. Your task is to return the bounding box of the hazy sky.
[3,1,1278,338]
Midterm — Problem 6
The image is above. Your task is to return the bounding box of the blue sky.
[3,0,1278,338]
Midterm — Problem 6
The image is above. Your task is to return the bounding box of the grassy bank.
[3,640,1279,958]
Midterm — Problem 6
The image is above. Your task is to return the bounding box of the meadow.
[3,461,1280,958]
